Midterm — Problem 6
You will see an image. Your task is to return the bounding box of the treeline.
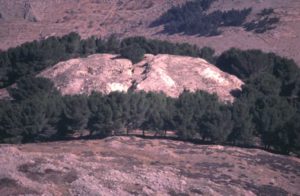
[215,47,300,154]
[150,0,252,36]
[0,33,299,155]
[0,74,299,155]
[0,77,225,143]
[150,0,280,36]
[244,8,279,34]
[0,33,215,88]
[216,48,300,97]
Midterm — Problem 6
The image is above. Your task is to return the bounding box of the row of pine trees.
[0,33,299,155]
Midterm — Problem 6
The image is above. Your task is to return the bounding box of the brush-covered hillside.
[0,0,300,65]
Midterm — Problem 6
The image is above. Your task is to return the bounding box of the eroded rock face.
[133,54,243,101]
[0,88,9,100]
[0,136,299,195]
[39,54,244,102]
[39,54,134,95]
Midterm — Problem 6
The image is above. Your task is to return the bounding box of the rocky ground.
[38,54,243,102]
[0,137,300,196]
[0,0,300,65]
[0,136,299,196]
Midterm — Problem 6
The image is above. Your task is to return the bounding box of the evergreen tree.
[174,91,199,139]
[276,113,300,154]
[150,0,251,37]
[142,92,166,136]
[8,77,60,102]
[0,102,24,143]
[174,90,219,140]
[253,96,295,149]
[80,36,97,55]
[19,99,50,142]
[200,105,233,143]
[199,47,216,63]
[88,92,113,137]
[62,32,81,54]
[1,77,63,142]
[216,48,273,80]
[120,44,145,64]
[126,92,149,135]
[59,95,90,136]
[246,73,282,97]
[272,57,300,96]
[105,34,120,53]
[229,99,254,146]
[106,92,129,135]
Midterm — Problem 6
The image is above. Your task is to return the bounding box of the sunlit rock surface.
[39,54,243,102]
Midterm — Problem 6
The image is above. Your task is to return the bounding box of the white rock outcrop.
[39,54,244,102]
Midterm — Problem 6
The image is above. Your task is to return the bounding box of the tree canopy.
[0,34,299,156]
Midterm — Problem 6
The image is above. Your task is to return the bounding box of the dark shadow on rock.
[230,89,242,98]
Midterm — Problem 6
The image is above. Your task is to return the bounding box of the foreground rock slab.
[0,137,299,195]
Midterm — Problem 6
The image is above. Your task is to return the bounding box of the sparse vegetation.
[150,1,279,36]
[150,0,251,36]
[244,17,279,34]
[244,8,279,33]
[259,8,274,16]
[120,44,145,63]
[1,136,298,195]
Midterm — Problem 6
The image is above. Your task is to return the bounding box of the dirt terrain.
[0,0,300,65]
[0,136,299,195]
[38,54,243,102]
[0,1,299,195]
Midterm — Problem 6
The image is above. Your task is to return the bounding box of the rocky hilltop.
[0,0,300,65]
[0,136,299,195]
[39,54,243,102]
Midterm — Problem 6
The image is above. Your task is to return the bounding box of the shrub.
[120,44,145,63]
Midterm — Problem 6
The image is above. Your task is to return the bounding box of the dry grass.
[0,0,300,66]
[0,136,299,195]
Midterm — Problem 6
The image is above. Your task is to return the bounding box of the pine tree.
[59,95,90,136]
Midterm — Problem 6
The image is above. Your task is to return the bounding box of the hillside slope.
[0,0,300,65]
[38,54,243,102]
[0,136,299,195]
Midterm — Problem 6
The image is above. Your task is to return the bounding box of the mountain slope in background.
[0,0,300,65]
[39,54,243,102]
